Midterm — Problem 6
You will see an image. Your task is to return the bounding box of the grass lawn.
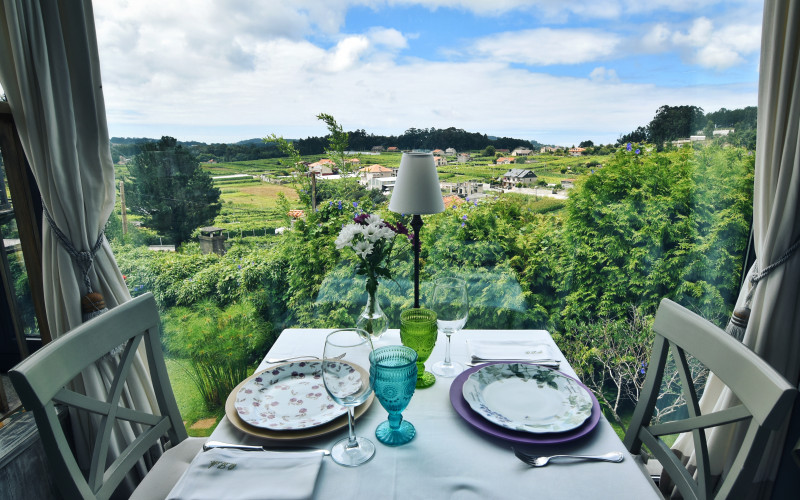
[219,181,300,210]
[166,358,225,437]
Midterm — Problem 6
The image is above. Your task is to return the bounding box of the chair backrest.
[624,298,796,500]
[9,293,187,500]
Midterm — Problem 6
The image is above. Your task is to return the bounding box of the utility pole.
[119,179,128,235]
[310,172,317,212]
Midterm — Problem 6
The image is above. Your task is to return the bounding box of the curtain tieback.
[42,202,109,321]
[727,235,800,340]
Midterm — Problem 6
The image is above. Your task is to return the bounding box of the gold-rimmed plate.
[225,361,374,440]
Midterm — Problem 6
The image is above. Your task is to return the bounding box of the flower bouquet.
[335,213,411,337]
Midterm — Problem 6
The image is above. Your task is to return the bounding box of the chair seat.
[130,437,205,500]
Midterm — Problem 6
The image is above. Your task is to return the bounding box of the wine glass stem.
[443,333,452,365]
[345,406,358,448]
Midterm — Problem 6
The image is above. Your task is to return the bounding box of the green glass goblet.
[399,308,438,388]
[369,345,418,446]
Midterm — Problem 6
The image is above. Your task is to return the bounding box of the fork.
[513,448,624,467]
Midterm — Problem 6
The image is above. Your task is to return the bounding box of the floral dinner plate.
[462,363,593,434]
[234,361,347,430]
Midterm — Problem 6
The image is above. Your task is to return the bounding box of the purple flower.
[462,215,467,220]
[353,201,358,208]
[635,149,640,154]
[461,222,465,227]
[626,143,632,152]
[237,264,242,270]
[337,201,342,210]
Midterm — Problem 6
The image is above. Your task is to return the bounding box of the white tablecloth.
[209,329,662,499]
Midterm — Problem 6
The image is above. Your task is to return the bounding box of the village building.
[434,155,447,167]
[371,145,386,152]
[457,152,471,163]
[568,147,586,156]
[387,146,399,152]
[501,169,537,189]
[561,179,577,189]
[442,194,466,209]
[358,164,394,185]
[367,176,397,192]
[540,146,559,153]
[496,157,514,165]
[445,147,457,156]
[511,148,533,156]
[308,159,337,175]
[432,149,445,156]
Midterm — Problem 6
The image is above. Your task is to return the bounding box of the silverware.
[203,440,330,456]
[263,355,319,364]
[513,448,623,467]
[467,360,560,368]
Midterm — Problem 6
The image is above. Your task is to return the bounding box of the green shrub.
[162,299,273,407]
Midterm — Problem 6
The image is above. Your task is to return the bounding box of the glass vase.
[356,289,388,339]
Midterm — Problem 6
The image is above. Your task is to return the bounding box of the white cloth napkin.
[466,339,557,363]
[167,448,324,500]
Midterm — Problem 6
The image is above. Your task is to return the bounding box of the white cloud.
[641,23,672,52]
[471,29,622,65]
[367,27,409,50]
[328,36,372,72]
[636,17,761,70]
[589,67,620,83]
[91,0,759,145]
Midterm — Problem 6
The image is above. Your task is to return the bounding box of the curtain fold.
[0,0,159,493]
[666,0,800,496]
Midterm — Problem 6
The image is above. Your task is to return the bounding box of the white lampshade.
[388,152,445,215]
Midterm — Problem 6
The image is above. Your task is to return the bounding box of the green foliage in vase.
[162,300,272,407]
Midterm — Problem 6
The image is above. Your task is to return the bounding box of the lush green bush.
[162,300,272,407]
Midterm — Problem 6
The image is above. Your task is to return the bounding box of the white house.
[358,164,393,185]
[445,147,457,156]
[501,169,537,189]
[511,148,533,156]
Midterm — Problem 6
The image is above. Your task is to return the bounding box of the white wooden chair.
[624,298,797,499]
[9,293,203,499]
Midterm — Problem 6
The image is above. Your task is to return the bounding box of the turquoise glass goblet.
[369,345,418,446]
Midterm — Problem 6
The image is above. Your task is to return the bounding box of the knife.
[467,360,561,368]
[203,440,331,456]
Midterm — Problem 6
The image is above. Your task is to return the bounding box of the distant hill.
[110,137,206,147]
[234,138,271,146]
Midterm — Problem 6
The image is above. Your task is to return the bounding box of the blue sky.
[92,0,763,146]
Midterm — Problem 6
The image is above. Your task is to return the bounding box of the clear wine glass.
[431,277,468,378]
[322,328,375,467]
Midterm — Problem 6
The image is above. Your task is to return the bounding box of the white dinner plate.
[462,363,593,434]
[234,361,347,430]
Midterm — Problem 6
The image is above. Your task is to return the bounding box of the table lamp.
[389,152,445,308]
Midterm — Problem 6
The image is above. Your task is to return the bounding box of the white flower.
[375,226,396,241]
[364,214,382,226]
[363,223,383,243]
[335,224,361,249]
[353,240,373,258]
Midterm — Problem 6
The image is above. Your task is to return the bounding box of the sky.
[91,0,764,146]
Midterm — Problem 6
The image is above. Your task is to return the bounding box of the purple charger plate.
[449,361,601,445]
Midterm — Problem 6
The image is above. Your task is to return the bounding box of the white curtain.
[668,0,800,496]
[0,0,158,492]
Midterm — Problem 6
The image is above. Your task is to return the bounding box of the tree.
[125,136,221,248]
[647,105,705,145]
[579,140,594,148]
[482,145,496,157]
[316,113,350,174]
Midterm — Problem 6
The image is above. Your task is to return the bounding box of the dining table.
[206,328,663,499]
